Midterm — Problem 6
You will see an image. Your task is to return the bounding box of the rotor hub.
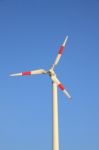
[48,69,56,77]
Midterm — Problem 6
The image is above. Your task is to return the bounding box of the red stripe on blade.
[58,46,64,54]
[22,71,31,76]
[58,83,64,91]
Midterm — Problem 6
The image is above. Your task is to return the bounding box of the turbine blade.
[10,69,47,77]
[51,36,68,69]
[51,75,71,99]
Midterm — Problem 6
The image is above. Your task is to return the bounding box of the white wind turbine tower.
[10,36,71,150]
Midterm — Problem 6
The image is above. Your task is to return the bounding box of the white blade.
[10,69,47,77]
[51,75,71,99]
[51,36,68,69]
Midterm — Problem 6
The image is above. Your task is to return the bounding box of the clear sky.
[0,0,99,150]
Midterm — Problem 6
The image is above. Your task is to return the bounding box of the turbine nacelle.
[47,69,56,77]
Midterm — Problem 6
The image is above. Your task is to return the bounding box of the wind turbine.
[10,36,71,150]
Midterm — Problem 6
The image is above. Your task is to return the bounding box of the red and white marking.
[58,83,71,99]
[10,71,31,76]
[53,36,68,68]
[22,71,31,76]
[51,75,71,99]
[10,69,47,77]
[58,83,64,91]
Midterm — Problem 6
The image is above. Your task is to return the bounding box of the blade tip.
[65,36,68,42]
[63,35,68,46]
[10,74,13,77]
[69,96,72,100]
[66,35,68,39]
[10,74,16,77]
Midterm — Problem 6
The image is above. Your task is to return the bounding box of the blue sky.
[0,0,99,149]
